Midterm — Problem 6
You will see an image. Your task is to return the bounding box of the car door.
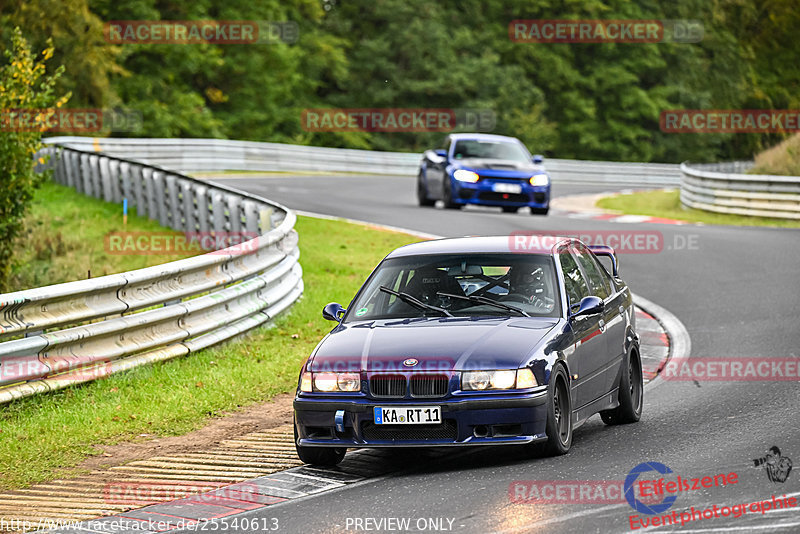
[557,246,606,409]
[573,244,626,396]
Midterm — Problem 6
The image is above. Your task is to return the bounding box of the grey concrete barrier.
[0,145,302,404]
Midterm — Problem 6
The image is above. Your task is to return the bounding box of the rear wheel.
[417,172,435,207]
[501,206,519,213]
[294,421,346,466]
[600,349,643,425]
[530,207,549,215]
[443,179,462,209]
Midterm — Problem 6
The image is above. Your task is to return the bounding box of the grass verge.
[596,189,800,228]
[0,215,419,490]
[10,181,195,291]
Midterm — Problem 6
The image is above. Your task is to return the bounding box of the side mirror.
[323,302,346,322]
[570,296,604,319]
[533,155,544,164]
[434,149,448,158]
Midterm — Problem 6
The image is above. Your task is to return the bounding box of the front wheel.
[294,422,346,466]
[443,179,462,209]
[600,349,643,425]
[417,172,435,207]
[529,366,572,457]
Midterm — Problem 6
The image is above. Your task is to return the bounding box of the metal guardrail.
[43,137,682,186]
[680,161,800,219]
[0,145,302,404]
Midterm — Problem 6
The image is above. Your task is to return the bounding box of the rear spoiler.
[588,245,618,276]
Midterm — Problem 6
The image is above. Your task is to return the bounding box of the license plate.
[374,406,442,425]
[492,182,522,194]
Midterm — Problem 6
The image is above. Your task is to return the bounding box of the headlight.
[307,372,361,392]
[461,369,538,390]
[337,373,361,392]
[454,170,480,183]
[464,371,492,390]
[314,372,339,392]
[529,174,549,187]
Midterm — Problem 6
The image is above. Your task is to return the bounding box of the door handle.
[599,319,606,332]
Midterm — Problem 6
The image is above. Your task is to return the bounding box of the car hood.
[309,317,559,372]
[454,158,543,175]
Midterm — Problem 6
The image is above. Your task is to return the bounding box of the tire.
[600,349,643,425]
[529,366,572,457]
[443,179,462,209]
[417,172,435,207]
[530,207,549,215]
[501,206,519,213]
[294,421,346,466]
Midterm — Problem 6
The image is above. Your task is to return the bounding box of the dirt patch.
[70,393,295,474]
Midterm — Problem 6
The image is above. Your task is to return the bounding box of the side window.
[574,245,611,299]
[558,249,589,309]
[439,137,451,154]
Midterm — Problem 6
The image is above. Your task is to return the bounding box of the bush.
[0,27,68,292]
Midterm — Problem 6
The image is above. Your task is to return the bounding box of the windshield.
[345,253,560,322]
[452,140,531,163]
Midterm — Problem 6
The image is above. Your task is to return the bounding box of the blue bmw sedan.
[417,133,551,214]
[293,236,642,466]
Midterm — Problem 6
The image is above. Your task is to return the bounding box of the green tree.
[0,28,69,291]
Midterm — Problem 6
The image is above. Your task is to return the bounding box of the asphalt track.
[195,174,800,533]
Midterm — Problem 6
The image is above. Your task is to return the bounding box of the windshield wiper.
[437,291,530,317]
[379,286,453,317]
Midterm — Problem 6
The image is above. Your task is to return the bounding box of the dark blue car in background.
[293,236,642,466]
[417,133,551,214]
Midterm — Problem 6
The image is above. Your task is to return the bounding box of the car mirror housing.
[570,296,604,319]
[533,154,544,164]
[323,302,346,322]
[434,149,448,158]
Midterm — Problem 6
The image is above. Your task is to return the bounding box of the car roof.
[385,235,573,258]
[447,133,522,143]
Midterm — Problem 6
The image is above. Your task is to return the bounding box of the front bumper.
[451,179,550,208]
[294,391,549,448]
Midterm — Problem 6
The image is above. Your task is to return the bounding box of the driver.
[505,265,549,306]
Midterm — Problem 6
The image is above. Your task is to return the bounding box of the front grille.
[361,420,458,441]
[370,374,406,397]
[409,374,449,397]
[478,192,529,203]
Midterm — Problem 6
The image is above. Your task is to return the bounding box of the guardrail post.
[211,190,227,235]
[180,179,196,233]
[99,156,113,202]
